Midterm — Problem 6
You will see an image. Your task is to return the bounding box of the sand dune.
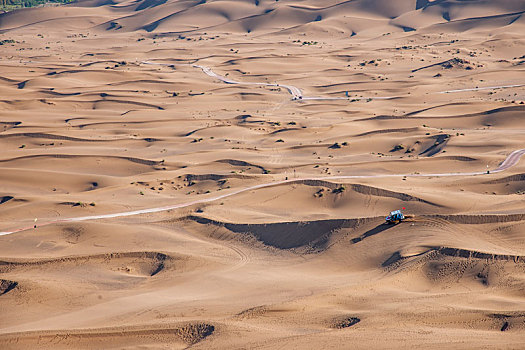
[1,0,524,35]
[1,0,525,348]
[0,323,215,349]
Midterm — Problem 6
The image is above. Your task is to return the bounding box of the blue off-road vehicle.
[385,210,405,224]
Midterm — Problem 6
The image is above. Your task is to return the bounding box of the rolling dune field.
[1,0,525,348]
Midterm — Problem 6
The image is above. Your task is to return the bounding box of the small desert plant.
[391,144,405,152]
[332,186,346,194]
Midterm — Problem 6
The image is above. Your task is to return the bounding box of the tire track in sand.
[0,149,523,236]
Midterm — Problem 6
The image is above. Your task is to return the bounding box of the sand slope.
[0,0,525,348]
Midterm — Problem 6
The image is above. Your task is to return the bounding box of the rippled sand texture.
[1,0,525,348]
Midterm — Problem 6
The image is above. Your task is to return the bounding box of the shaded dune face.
[1,0,525,348]
[0,251,173,277]
[0,0,524,34]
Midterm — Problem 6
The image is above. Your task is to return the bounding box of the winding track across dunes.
[142,62,524,100]
[143,62,394,101]
[0,149,524,237]
[439,84,525,94]
[193,65,303,100]
[193,64,398,101]
[496,148,525,171]
[194,64,525,99]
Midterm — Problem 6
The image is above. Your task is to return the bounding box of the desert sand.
[1,0,525,348]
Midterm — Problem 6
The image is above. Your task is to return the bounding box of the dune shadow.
[351,223,395,244]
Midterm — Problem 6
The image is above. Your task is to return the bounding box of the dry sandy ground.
[1,0,525,348]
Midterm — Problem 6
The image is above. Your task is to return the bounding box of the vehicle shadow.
[350,223,395,244]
